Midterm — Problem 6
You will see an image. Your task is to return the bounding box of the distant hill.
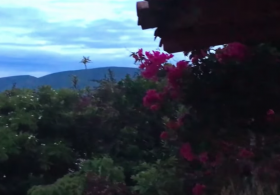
[0,67,140,91]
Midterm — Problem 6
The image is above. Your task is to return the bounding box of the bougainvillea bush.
[132,43,280,195]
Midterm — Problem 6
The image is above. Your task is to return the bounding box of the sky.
[0,0,185,78]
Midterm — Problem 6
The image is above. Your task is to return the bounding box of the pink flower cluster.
[142,89,163,111]
[134,49,190,111]
[165,61,189,88]
[137,49,173,80]
[215,42,250,63]
[131,44,260,195]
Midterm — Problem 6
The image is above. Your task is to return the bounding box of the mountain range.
[0,67,139,92]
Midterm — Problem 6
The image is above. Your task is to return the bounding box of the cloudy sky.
[0,0,185,77]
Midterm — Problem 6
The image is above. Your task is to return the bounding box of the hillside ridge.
[0,67,139,91]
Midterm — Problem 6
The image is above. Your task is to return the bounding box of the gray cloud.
[28,19,157,49]
[0,6,157,49]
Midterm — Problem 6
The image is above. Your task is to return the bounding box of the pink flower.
[238,149,254,159]
[198,152,208,164]
[162,86,180,99]
[180,143,195,161]
[267,109,275,115]
[166,120,182,130]
[216,42,249,63]
[266,109,275,122]
[138,50,173,80]
[176,60,189,70]
[150,104,160,111]
[192,184,206,195]
[143,89,162,109]
[131,49,145,63]
[167,61,189,88]
[139,63,146,69]
[137,48,143,56]
[160,131,168,140]
[191,56,199,64]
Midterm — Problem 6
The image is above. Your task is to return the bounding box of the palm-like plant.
[80,56,91,69]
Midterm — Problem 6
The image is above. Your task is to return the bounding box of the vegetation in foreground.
[1,43,280,195]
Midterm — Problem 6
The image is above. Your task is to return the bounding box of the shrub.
[2,43,280,195]
[0,73,169,195]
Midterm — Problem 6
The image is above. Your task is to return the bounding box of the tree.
[80,56,91,69]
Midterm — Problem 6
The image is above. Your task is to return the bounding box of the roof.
[136,0,280,53]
